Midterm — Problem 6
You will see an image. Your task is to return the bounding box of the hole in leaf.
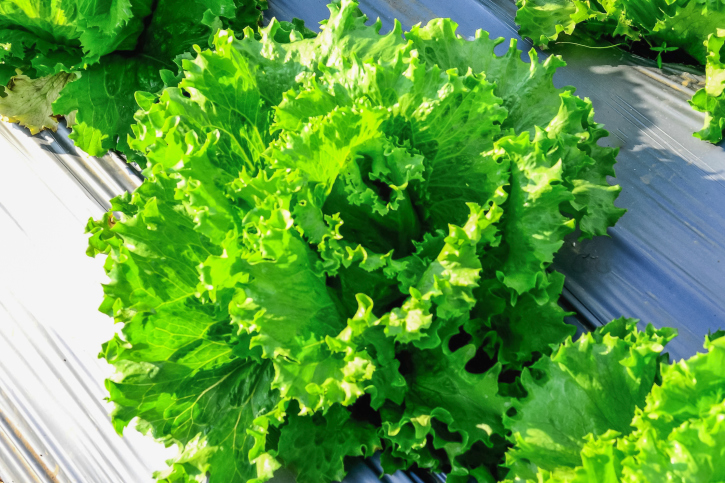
[347,394,382,427]
[369,178,393,203]
[464,346,495,374]
[395,350,414,377]
[448,328,472,352]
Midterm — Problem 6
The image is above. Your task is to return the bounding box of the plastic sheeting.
[267,0,725,361]
[0,120,172,482]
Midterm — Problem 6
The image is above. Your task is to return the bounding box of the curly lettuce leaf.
[52,54,167,155]
[504,318,676,480]
[514,0,725,59]
[276,403,380,483]
[621,403,725,482]
[474,271,575,369]
[51,0,265,157]
[0,71,75,133]
[617,331,725,481]
[514,0,596,46]
[0,0,152,69]
[380,342,508,480]
[406,20,568,137]
[88,176,282,483]
[405,21,625,238]
[692,29,725,143]
[494,134,574,295]
[505,331,725,483]
[0,0,266,152]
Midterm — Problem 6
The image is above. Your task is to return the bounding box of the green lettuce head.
[86,1,625,482]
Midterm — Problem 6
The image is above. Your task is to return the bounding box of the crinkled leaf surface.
[505,332,725,483]
[380,342,508,479]
[692,29,725,143]
[277,404,380,483]
[0,0,151,69]
[53,54,166,155]
[52,0,266,157]
[505,319,676,479]
[0,71,75,133]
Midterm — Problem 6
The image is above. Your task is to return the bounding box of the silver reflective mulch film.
[0,120,169,482]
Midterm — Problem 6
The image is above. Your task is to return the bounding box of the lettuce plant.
[515,0,725,143]
[506,322,725,482]
[85,1,625,482]
[690,29,725,143]
[0,0,266,155]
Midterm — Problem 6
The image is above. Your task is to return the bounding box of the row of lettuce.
[0,0,722,482]
[73,1,723,482]
[0,0,723,149]
[516,0,725,143]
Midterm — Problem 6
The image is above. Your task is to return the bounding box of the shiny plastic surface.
[0,120,170,482]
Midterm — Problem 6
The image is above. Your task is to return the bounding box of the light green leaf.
[495,134,575,295]
[505,319,676,479]
[692,29,725,144]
